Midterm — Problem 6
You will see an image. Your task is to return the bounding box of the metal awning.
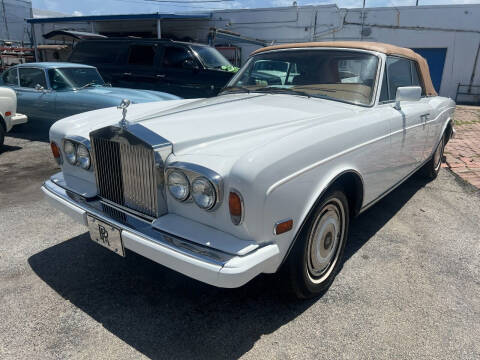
[43,30,107,41]
[209,28,271,47]
[27,13,210,24]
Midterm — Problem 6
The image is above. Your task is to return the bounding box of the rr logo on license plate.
[87,215,125,257]
[98,224,110,246]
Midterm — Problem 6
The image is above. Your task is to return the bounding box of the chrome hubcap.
[306,198,345,284]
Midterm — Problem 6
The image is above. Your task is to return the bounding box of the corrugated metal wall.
[0,0,32,43]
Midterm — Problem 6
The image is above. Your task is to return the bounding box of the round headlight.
[167,170,190,201]
[191,177,216,210]
[76,144,91,170]
[64,140,77,165]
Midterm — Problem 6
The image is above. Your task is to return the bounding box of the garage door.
[411,48,447,93]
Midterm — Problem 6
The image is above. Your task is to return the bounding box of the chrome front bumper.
[41,179,280,288]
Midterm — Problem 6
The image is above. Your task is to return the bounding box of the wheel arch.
[280,169,364,266]
[444,117,454,143]
[0,114,6,132]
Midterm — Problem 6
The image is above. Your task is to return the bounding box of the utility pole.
[416,0,419,6]
[360,0,366,40]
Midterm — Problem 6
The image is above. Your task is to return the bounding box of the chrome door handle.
[122,72,132,76]
[156,74,166,78]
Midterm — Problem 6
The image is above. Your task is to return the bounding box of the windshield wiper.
[76,82,98,90]
[306,87,337,93]
[219,85,251,95]
[253,87,311,98]
[254,86,344,102]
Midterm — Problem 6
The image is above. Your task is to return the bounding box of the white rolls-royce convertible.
[42,42,455,298]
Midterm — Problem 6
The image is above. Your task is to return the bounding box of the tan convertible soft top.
[252,41,437,96]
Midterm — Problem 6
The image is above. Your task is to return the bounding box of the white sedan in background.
[0,87,27,147]
[42,42,455,299]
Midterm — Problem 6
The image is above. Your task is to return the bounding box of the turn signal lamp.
[274,219,293,235]
[5,111,11,117]
[229,191,243,225]
[50,141,62,165]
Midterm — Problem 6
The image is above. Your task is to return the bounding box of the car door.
[411,60,435,162]
[114,43,161,91]
[383,56,429,179]
[16,67,54,120]
[158,45,207,98]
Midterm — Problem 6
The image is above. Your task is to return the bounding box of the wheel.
[284,188,349,299]
[0,125,5,148]
[422,134,445,180]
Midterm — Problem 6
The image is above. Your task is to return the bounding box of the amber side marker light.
[274,219,293,235]
[229,191,243,225]
[50,141,62,164]
[5,111,11,117]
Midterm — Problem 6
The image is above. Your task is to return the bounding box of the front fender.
[262,162,364,265]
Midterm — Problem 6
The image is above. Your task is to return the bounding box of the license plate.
[87,215,125,257]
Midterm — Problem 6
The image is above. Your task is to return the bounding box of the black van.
[68,39,237,98]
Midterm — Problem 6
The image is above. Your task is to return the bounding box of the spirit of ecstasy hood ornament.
[117,98,131,129]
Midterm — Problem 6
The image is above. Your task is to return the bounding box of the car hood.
[137,93,360,155]
[79,86,180,102]
[52,93,361,157]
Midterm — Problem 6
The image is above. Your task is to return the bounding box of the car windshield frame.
[47,67,105,91]
[190,44,232,69]
[220,48,382,107]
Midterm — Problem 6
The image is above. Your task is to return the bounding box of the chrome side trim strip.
[266,106,454,196]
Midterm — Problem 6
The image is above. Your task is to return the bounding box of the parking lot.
[1,118,480,359]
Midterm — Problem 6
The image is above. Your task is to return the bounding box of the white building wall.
[0,0,32,43]
[213,4,480,99]
[28,4,480,99]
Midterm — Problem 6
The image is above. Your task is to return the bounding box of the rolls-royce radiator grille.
[91,137,158,218]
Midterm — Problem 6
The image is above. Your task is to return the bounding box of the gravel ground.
[1,120,480,360]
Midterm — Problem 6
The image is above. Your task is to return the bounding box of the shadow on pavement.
[8,118,55,143]
[345,172,427,262]
[28,173,427,360]
[0,144,22,154]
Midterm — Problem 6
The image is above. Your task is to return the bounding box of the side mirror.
[394,86,421,110]
[35,84,45,92]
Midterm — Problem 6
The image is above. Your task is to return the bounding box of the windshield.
[190,45,232,69]
[221,49,379,106]
[48,67,105,90]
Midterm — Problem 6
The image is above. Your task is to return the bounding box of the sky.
[31,0,480,16]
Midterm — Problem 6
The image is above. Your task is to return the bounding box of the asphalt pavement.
[1,119,479,359]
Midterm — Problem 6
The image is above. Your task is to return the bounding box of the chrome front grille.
[91,131,159,219]
[119,142,158,217]
[92,138,125,207]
